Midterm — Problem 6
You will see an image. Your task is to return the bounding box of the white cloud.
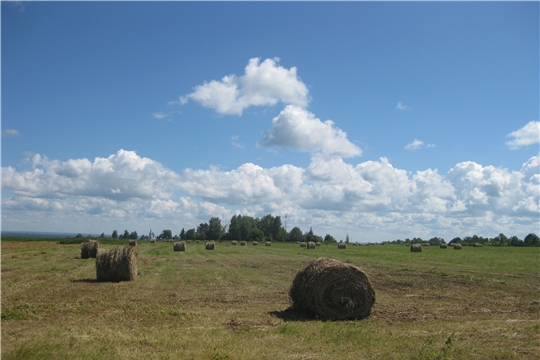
[258,105,362,157]
[231,135,244,149]
[405,139,424,150]
[396,102,411,110]
[2,129,19,137]
[180,57,309,116]
[506,121,540,149]
[2,150,538,242]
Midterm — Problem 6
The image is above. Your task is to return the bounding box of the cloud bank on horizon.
[2,58,538,241]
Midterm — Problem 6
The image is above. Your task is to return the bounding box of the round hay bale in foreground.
[240,241,246,246]
[307,241,316,249]
[289,258,375,320]
[453,244,463,250]
[129,240,137,247]
[205,241,215,250]
[231,240,237,245]
[410,244,422,252]
[173,241,185,251]
[96,247,137,282]
[338,243,347,249]
[81,240,99,259]
[440,244,448,249]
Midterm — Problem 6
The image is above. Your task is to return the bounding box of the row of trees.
[384,233,539,247]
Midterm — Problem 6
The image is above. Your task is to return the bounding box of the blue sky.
[2,1,539,242]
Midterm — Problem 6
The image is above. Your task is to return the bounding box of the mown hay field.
[1,238,539,359]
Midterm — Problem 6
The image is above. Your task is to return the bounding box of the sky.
[1,1,539,242]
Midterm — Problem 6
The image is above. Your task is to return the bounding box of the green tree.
[289,227,304,243]
[207,217,223,240]
[185,228,196,240]
[524,233,539,246]
[75,233,83,238]
[112,230,118,239]
[160,229,172,239]
[345,234,350,244]
[129,231,138,240]
[324,234,336,244]
[122,230,129,239]
[180,228,186,240]
[99,233,105,238]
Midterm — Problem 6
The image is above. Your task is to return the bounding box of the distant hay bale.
[265,241,271,246]
[454,244,463,250]
[231,241,237,245]
[187,240,191,243]
[289,258,375,320]
[150,239,156,244]
[240,241,246,246]
[129,240,137,247]
[205,241,215,250]
[338,243,347,249]
[474,243,483,247]
[410,244,422,252]
[196,240,200,243]
[307,241,316,249]
[81,240,99,259]
[253,241,258,246]
[296,241,300,244]
[96,247,137,282]
[316,242,322,246]
[173,242,185,252]
[300,242,307,248]
[440,244,448,249]
[423,243,431,247]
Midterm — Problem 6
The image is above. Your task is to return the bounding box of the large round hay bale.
[300,242,307,248]
[96,247,137,282]
[440,244,448,249]
[252,241,258,246]
[173,242,185,251]
[129,240,137,247]
[231,241,237,245]
[410,244,422,252]
[338,243,347,249]
[265,241,271,246]
[307,241,316,249]
[454,244,463,250]
[205,241,215,250]
[289,258,375,320]
[81,240,99,259]
[240,241,246,246]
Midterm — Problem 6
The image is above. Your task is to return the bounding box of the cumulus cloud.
[2,150,538,241]
[2,129,19,137]
[396,102,411,110]
[258,105,362,157]
[180,57,309,116]
[405,139,434,150]
[506,121,540,149]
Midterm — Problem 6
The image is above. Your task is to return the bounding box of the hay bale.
[454,244,463,250]
[410,244,422,252]
[316,242,322,246]
[474,243,483,247]
[231,241,237,245]
[205,241,215,250]
[81,240,99,259]
[265,241,271,246]
[240,241,246,246]
[307,241,316,249]
[440,244,448,249]
[150,239,156,244]
[196,240,200,243]
[187,240,191,243]
[300,242,307,248]
[253,241,258,246]
[173,242,185,251]
[96,247,137,282]
[129,240,137,247]
[289,258,375,320]
[338,243,347,249]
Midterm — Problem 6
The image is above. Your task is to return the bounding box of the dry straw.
[410,244,422,252]
[129,240,137,247]
[253,241,258,246]
[474,243,483,247]
[81,240,99,259]
[289,258,375,320]
[240,241,246,246]
[316,242,322,246]
[300,242,307,248]
[307,241,316,249]
[440,244,448,249]
[206,241,215,250]
[338,243,347,249]
[231,241,237,245]
[96,247,137,282]
[150,239,156,244]
[173,242,185,251]
[454,244,463,250]
[265,241,271,246]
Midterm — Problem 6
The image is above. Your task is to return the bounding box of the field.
[1,238,539,359]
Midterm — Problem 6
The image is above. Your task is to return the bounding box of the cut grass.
[1,240,539,359]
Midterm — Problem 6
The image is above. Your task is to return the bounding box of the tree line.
[383,233,539,247]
